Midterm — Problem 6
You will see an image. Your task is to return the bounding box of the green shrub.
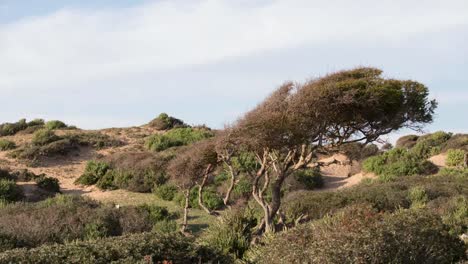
[27,119,45,127]
[247,205,466,264]
[441,133,468,152]
[31,129,60,146]
[139,204,170,223]
[408,186,428,208]
[64,132,122,149]
[154,184,178,201]
[411,131,452,158]
[95,170,117,190]
[0,139,15,151]
[75,161,111,185]
[0,119,27,136]
[0,232,226,264]
[363,148,438,180]
[35,177,60,193]
[146,127,214,152]
[152,220,178,233]
[44,120,67,130]
[148,113,186,130]
[200,208,257,260]
[232,177,252,200]
[0,180,23,202]
[396,134,419,148]
[446,149,466,167]
[175,187,223,211]
[293,168,324,190]
[441,196,468,236]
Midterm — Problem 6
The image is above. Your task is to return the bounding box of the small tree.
[230,67,436,234]
[167,140,218,232]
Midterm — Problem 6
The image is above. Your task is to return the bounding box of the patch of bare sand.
[428,153,447,167]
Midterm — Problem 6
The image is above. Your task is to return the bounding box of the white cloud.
[1,0,468,93]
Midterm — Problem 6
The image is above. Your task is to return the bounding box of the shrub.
[31,129,60,146]
[152,220,178,233]
[0,140,15,151]
[247,206,466,264]
[441,196,468,236]
[0,232,226,264]
[446,149,466,167]
[175,187,223,211]
[154,184,178,201]
[148,113,187,130]
[408,186,428,208]
[362,148,438,180]
[411,131,452,158]
[64,132,123,149]
[0,180,23,202]
[200,208,257,260]
[396,134,419,148]
[95,170,117,190]
[441,133,468,152]
[139,204,171,223]
[0,195,164,250]
[0,119,27,136]
[35,177,60,193]
[75,161,111,186]
[27,119,45,127]
[146,127,214,152]
[44,120,67,130]
[293,168,324,190]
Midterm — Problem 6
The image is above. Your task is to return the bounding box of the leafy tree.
[227,67,436,234]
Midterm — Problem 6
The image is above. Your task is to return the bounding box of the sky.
[1,0,467,142]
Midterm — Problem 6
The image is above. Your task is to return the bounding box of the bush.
[363,148,438,180]
[293,168,324,190]
[0,180,23,202]
[175,187,224,211]
[31,129,60,146]
[247,206,466,264]
[200,208,257,260]
[75,161,111,186]
[440,196,468,236]
[408,186,428,208]
[0,232,226,264]
[139,204,171,223]
[0,119,27,136]
[396,134,419,148]
[0,140,15,151]
[411,131,452,158]
[154,184,178,201]
[446,149,466,167]
[27,119,45,127]
[146,127,214,152]
[95,170,117,190]
[64,132,123,149]
[35,177,60,193]
[0,195,165,250]
[148,113,186,130]
[441,133,468,152]
[44,120,67,130]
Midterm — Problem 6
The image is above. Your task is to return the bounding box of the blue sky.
[1,0,467,142]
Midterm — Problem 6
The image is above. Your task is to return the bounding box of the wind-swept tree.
[230,67,437,234]
[167,140,218,232]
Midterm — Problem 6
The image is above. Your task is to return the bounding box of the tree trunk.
[181,190,190,233]
[198,179,212,214]
[223,164,236,206]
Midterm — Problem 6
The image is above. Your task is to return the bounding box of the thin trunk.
[223,164,236,206]
[181,190,190,233]
[198,175,212,214]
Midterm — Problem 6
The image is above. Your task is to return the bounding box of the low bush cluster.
[0,232,227,264]
[0,195,177,251]
[44,120,67,130]
[154,184,178,201]
[76,153,171,193]
[0,119,72,137]
[148,113,187,130]
[363,147,438,181]
[0,179,23,203]
[0,139,15,151]
[146,127,214,152]
[293,168,324,190]
[446,149,466,167]
[247,205,466,264]
[174,187,224,211]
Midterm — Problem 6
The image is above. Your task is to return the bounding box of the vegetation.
[44,120,67,130]
[246,205,465,264]
[446,149,466,167]
[148,113,186,130]
[0,179,23,203]
[0,139,16,151]
[146,127,214,152]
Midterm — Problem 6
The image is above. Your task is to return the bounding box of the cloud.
[1,0,468,93]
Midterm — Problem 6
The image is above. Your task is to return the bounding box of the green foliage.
[154,184,178,201]
[175,187,224,211]
[95,170,117,190]
[408,186,428,208]
[27,119,45,127]
[139,204,170,223]
[363,148,438,180]
[232,177,252,200]
[411,131,452,158]
[35,176,60,193]
[44,120,67,130]
[75,161,111,186]
[63,132,122,149]
[441,196,468,236]
[247,206,466,264]
[152,220,178,233]
[31,129,60,146]
[0,119,28,136]
[396,134,419,148]
[293,168,324,190]
[0,139,16,151]
[148,113,186,130]
[0,232,226,264]
[446,149,466,167]
[200,208,257,260]
[0,179,23,202]
[146,127,214,152]
[441,133,468,152]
